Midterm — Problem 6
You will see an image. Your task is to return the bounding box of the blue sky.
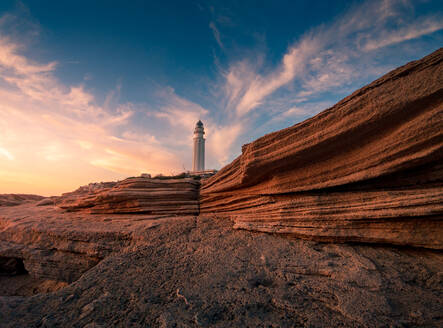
[0,0,442,195]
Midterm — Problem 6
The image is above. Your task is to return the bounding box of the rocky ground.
[1,215,442,327]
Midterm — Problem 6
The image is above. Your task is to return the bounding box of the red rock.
[201,48,443,249]
[0,194,44,207]
[57,177,200,215]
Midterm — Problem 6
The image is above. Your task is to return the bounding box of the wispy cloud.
[0,147,14,160]
[234,37,320,116]
[0,0,441,195]
[206,122,244,166]
[0,35,183,195]
[150,86,245,168]
[362,16,443,51]
[221,0,443,118]
[154,87,208,129]
[209,21,224,49]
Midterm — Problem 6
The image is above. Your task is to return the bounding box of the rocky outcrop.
[0,49,442,295]
[0,176,200,283]
[57,177,200,215]
[0,202,190,283]
[201,48,443,249]
[0,194,44,207]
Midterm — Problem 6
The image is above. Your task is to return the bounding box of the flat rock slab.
[0,216,441,327]
[0,202,192,283]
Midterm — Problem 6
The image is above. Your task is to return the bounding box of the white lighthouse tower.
[192,120,205,172]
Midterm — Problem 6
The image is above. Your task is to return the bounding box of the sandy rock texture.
[201,48,443,249]
[57,177,200,215]
[0,216,442,327]
[0,202,190,283]
[0,194,44,207]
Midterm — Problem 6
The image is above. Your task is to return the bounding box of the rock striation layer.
[57,177,200,215]
[201,48,443,249]
[0,177,200,284]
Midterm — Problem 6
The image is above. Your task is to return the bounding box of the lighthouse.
[192,120,205,172]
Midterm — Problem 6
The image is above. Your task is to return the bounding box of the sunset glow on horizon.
[0,0,442,196]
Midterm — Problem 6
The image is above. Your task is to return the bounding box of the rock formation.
[0,201,190,283]
[201,48,443,249]
[57,176,200,215]
[1,216,442,327]
[0,50,442,327]
[0,176,200,284]
[0,194,44,207]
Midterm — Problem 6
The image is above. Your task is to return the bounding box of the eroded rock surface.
[57,176,200,215]
[0,194,44,207]
[201,48,443,249]
[0,217,441,327]
[0,176,201,286]
[0,201,191,283]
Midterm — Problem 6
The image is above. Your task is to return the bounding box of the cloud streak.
[221,0,443,117]
[209,21,224,49]
[362,16,443,51]
[0,0,441,195]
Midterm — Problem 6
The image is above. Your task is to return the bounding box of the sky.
[0,0,442,196]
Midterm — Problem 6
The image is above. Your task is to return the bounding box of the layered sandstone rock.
[201,48,443,249]
[0,176,200,283]
[0,194,44,207]
[57,176,200,215]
